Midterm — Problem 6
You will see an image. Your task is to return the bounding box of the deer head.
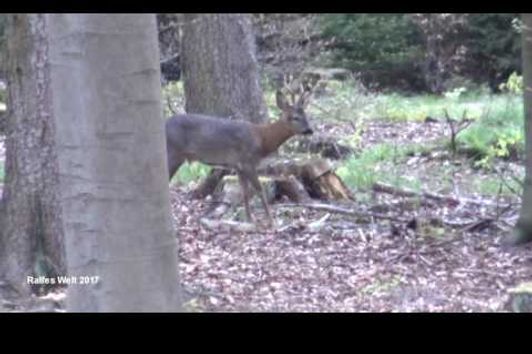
[275,75,315,135]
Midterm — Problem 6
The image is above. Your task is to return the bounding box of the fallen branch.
[372,182,510,208]
[279,200,505,233]
[199,218,257,233]
[458,218,494,233]
[276,202,410,223]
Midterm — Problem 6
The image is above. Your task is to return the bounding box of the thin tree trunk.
[0,14,65,298]
[511,14,532,245]
[48,14,182,311]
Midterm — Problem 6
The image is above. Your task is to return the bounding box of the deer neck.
[256,119,296,157]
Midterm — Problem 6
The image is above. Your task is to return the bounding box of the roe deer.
[165,86,314,225]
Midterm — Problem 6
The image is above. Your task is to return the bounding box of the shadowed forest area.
[1,14,532,312]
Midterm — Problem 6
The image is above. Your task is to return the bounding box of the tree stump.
[210,157,353,213]
[298,158,353,201]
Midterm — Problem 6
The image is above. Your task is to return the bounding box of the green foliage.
[303,75,522,128]
[0,162,4,182]
[457,95,524,167]
[319,14,422,71]
[305,77,524,171]
[315,13,521,93]
[336,143,420,190]
[171,161,211,186]
[373,94,440,121]
[472,130,522,169]
[372,92,486,122]
[305,78,482,123]
[336,144,391,190]
[465,14,522,88]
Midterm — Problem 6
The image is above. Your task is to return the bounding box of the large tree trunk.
[48,14,182,311]
[182,14,267,123]
[0,14,65,298]
[511,14,532,246]
[181,14,268,197]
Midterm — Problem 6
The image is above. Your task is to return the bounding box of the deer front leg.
[245,168,274,227]
[237,172,254,223]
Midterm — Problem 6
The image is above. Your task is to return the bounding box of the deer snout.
[303,128,314,135]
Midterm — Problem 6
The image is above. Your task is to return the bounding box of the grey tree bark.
[182,14,268,123]
[0,14,65,298]
[47,14,182,311]
[511,14,532,246]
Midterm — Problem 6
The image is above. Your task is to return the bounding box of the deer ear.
[276,90,289,110]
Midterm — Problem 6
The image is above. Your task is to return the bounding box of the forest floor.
[172,117,532,312]
[1,108,532,313]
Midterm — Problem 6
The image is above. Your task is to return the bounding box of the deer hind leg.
[167,150,185,181]
[237,171,254,223]
[243,167,273,226]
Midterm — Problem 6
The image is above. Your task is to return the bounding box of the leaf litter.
[1,118,531,312]
[174,118,532,312]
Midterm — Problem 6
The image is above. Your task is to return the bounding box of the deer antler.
[296,76,321,107]
[282,74,298,106]
[280,73,320,107]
